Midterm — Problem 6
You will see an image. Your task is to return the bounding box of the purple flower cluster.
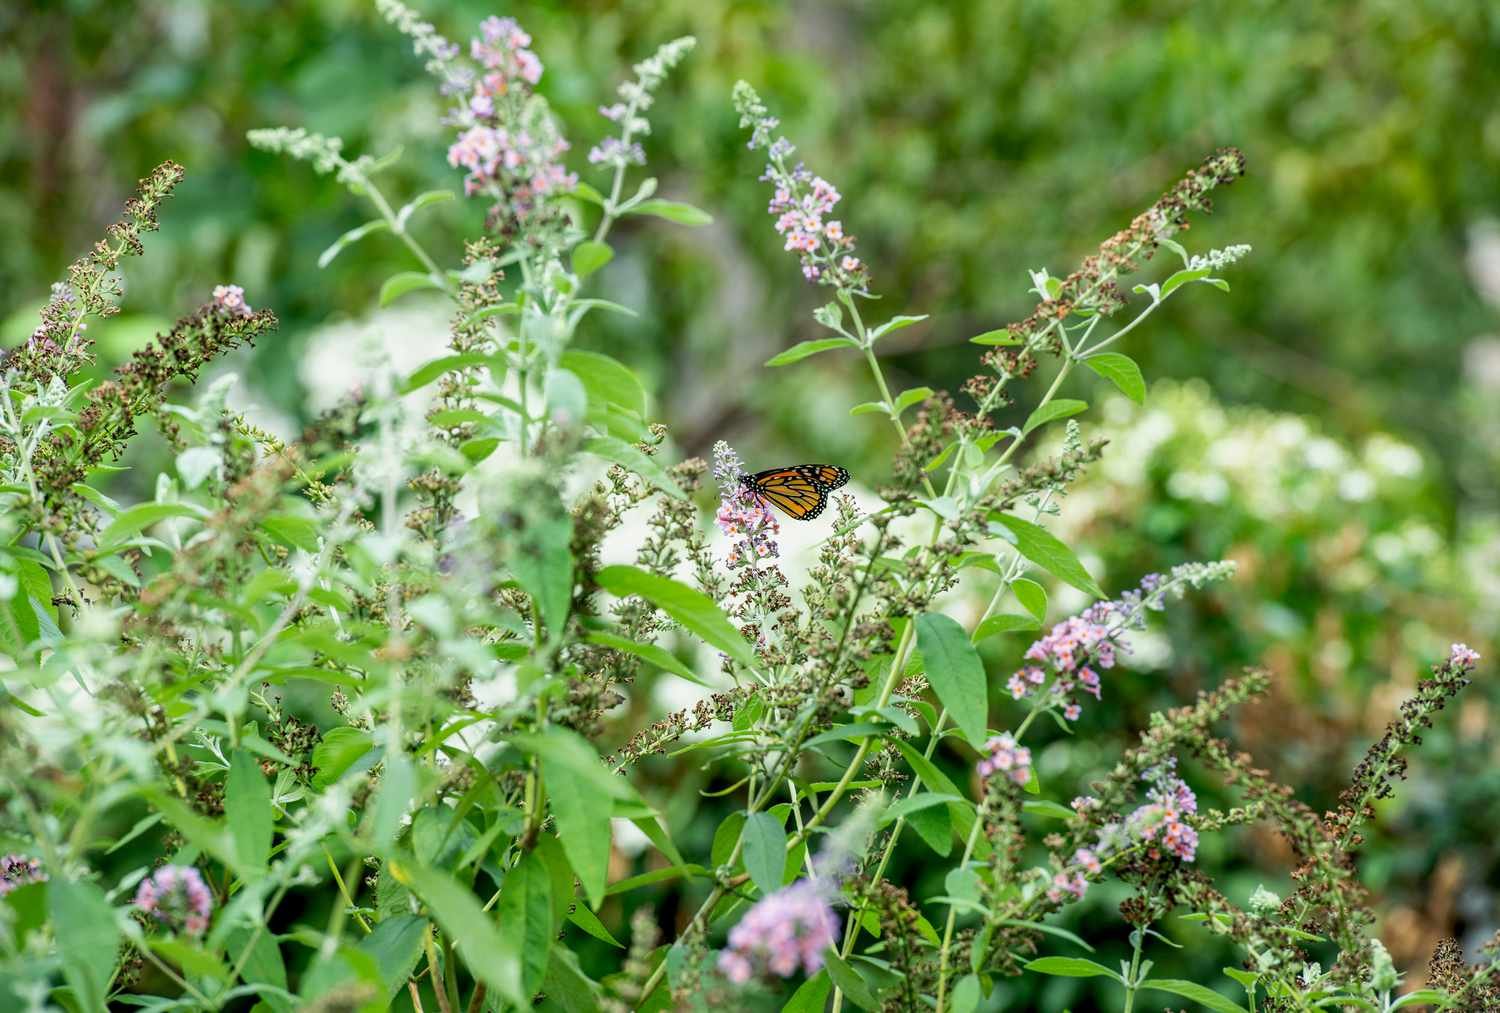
[0,855,46,895]
[976,732,1032,786]
[732,82,869,290]
[439,16,576,237]
[212,284,253,318]
[1127,764,1199,862]
[713,441,780,567]
[134,864,214,937]
[1006,602,1117,714]
[716,879,839,984]
[1450,643,1481,669]
[1082,761,1200,866]
[1006,566,1235,721]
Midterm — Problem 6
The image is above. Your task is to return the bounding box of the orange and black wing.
[745,465,849,521]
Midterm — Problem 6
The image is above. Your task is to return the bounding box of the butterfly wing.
[796,464,850,491]
[747,465,848,521]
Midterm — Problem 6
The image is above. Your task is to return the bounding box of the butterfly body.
[741,464,850,521]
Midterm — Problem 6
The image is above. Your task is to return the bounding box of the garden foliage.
[0,4,1490,1012]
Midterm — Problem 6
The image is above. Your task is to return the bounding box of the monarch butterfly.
[740,464,851,521]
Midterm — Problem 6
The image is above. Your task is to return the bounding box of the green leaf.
[890,742,976,853]
[401,352,501,395]
[893,386,934,414]
[506,495,573,640]
[1160,266,1214,298]
[150,938,230,981]
[1011,577,1048,621]
[822,949,880,1010]
[914,613,989,748]
[226,750,272,873]
[783,970,832,1013]
[511,728,635,908]
[869,314,929,341]
[571,240,614,278]
[626,198,713,225]
[99,502,205,545]
[49,878,119,1010]
[369,753,416,853]
[544,763,612,909]
[1082,351,1147,404]
[560,348,648,436]
[742,812,788,895]
[499,851,554,995]
[971,613,1041,642]
[317,220,390,269]
[879,793,962,826]
[906,803,952,856]
[991,514,1104,599]
[567,904,623,948]
[260,513,320,553]
[395,189,454,231]
[1021,398,1088,436]
[227,925,291,1012]
[144,788,243,875]
[585,631,707,687]
[1022,799,1075,821]
[950,973,982,1013]
[583,436,684,500]
[509,729,636,803]
[310,727,374,790]
[1139,979,1251,1013]
[969,328,1022,346]
[379,271,444,307]
[850,401,890,417]
[389,857,523,1007]
[595,565,757,672]
[1024,956,1123,981]
[765,337,860,367]
[356,914,427,1002]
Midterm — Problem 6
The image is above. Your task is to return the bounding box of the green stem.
[1122,926,1148,1013]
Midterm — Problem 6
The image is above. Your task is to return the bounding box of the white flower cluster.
[1187,243,1253,272]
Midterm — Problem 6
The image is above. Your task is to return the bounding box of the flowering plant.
[0,4,1490,1012]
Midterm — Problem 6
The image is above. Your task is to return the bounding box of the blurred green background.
[4,0,1498,1006]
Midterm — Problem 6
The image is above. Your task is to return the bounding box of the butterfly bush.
[0,6,1491,1013]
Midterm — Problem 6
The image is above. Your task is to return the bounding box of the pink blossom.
[1126,763,1199,862]
[1075,848,1102,875]
[1046,870,1087,903]
[734,82,870,291]
[713,441,780,567]
[977,732,1031,786]
[135,864,214,937]
[212,284,252,317]
[1450,643,1481,669]
[717,880,838,983]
